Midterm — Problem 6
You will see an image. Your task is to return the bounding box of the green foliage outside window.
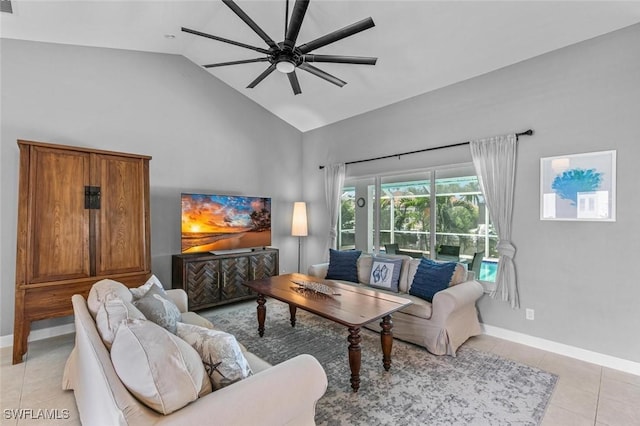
[338,174,500,279]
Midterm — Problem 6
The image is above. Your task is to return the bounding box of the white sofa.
[309,254,484,356]
[63,287,327,425]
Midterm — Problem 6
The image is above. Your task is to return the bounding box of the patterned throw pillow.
[130,274,166,300]
[409,258,457,302]
[325,249,362,283]
[368,257,403,292]
[176,323,253,391]
[111,319,212,415]
[133,285,181,334]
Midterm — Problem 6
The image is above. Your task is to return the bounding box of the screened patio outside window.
[337,166,499,282]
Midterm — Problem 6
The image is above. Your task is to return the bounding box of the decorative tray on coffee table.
[290,280,341,296]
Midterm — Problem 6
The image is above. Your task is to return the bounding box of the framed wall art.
[540,150,616,221]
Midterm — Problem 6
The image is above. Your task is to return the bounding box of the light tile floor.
[1,327,639,425]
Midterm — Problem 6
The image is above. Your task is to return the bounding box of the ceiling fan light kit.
[182,0,377,95]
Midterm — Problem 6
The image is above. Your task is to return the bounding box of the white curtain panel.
[323,163,346,260]
[470,134,519,309]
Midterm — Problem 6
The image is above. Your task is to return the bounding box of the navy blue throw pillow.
[409,258,457,302]
[326,249,362,283]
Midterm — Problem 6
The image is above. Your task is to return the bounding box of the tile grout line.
[593,367,603,426]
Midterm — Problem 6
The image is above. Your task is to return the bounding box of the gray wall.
[302,24,640,363]
[0,39,303,336]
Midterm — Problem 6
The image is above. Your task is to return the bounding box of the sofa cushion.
[176,323,253,391]
[133,285,182,334]
[95,291,146,349]
[130,274,166,300]
[367,257,403,292]
[409,258,457,302]
[357,255,373,283]
[110,319,212,415]
[325,249,361,283]
[87,279,133,319]
[400,294,434,319]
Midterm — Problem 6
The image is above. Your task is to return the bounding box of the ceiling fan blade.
[247,64,277,88]
[182,27,270,54]
[287,70,302,95]
[222,0,279,50]
[302,54,377,65]
[203,57,270,68]
[298,63,346,87]
[284,0,309,50]
[298,17,375,54]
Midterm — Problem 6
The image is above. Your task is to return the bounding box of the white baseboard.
[0,323,75,348]
[482,323,640,376]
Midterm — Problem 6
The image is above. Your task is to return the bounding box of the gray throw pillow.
[133,285,181,334]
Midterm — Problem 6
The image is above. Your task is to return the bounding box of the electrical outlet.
[525,309,535,321]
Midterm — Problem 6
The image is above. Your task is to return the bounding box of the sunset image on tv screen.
[181,194,271,253]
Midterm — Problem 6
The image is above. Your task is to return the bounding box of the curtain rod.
[318,129,534,170]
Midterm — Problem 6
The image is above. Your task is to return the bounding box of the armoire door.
[92,153,149,276]
[24,146,91,284]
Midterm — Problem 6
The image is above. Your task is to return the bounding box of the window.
[337,165,498,282]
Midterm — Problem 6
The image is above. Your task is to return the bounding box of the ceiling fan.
[182,0,377,95]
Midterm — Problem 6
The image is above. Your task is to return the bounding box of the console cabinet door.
[220,256,251,299]
[185,260,221,308]
[250,251,279,281]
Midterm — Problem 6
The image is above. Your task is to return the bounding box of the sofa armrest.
[165,289,189,313]
[430,280,483,324]
[156,354,327,426]
[308,263,329,279]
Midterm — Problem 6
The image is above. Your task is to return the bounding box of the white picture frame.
[540,150,616,221]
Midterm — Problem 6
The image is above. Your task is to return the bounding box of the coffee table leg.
[289,304,297,327]
[348,326,362,392]
[256,294,266,337]
[380,315,393,371]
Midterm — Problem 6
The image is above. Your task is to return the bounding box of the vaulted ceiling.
[2,1,640,132]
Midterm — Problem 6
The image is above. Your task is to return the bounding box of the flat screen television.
[181,193,271,254]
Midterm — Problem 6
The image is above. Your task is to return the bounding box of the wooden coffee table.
[243,273,412,392]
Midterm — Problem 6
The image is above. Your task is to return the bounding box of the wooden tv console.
[172,248,279,311]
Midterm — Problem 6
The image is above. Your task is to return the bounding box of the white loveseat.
[309,254,484,356]
[63,285,327,425]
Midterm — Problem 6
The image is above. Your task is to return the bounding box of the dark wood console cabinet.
[172,248,279,311]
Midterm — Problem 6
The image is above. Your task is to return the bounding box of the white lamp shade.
[291,202,308,237]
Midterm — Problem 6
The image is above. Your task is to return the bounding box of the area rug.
[203,301,557,426]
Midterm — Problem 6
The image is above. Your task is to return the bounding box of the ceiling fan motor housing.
[273,44,303,73]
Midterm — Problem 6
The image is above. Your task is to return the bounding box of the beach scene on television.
[181,194,271,253]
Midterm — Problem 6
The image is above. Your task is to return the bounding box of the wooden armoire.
[13,140,152,364]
